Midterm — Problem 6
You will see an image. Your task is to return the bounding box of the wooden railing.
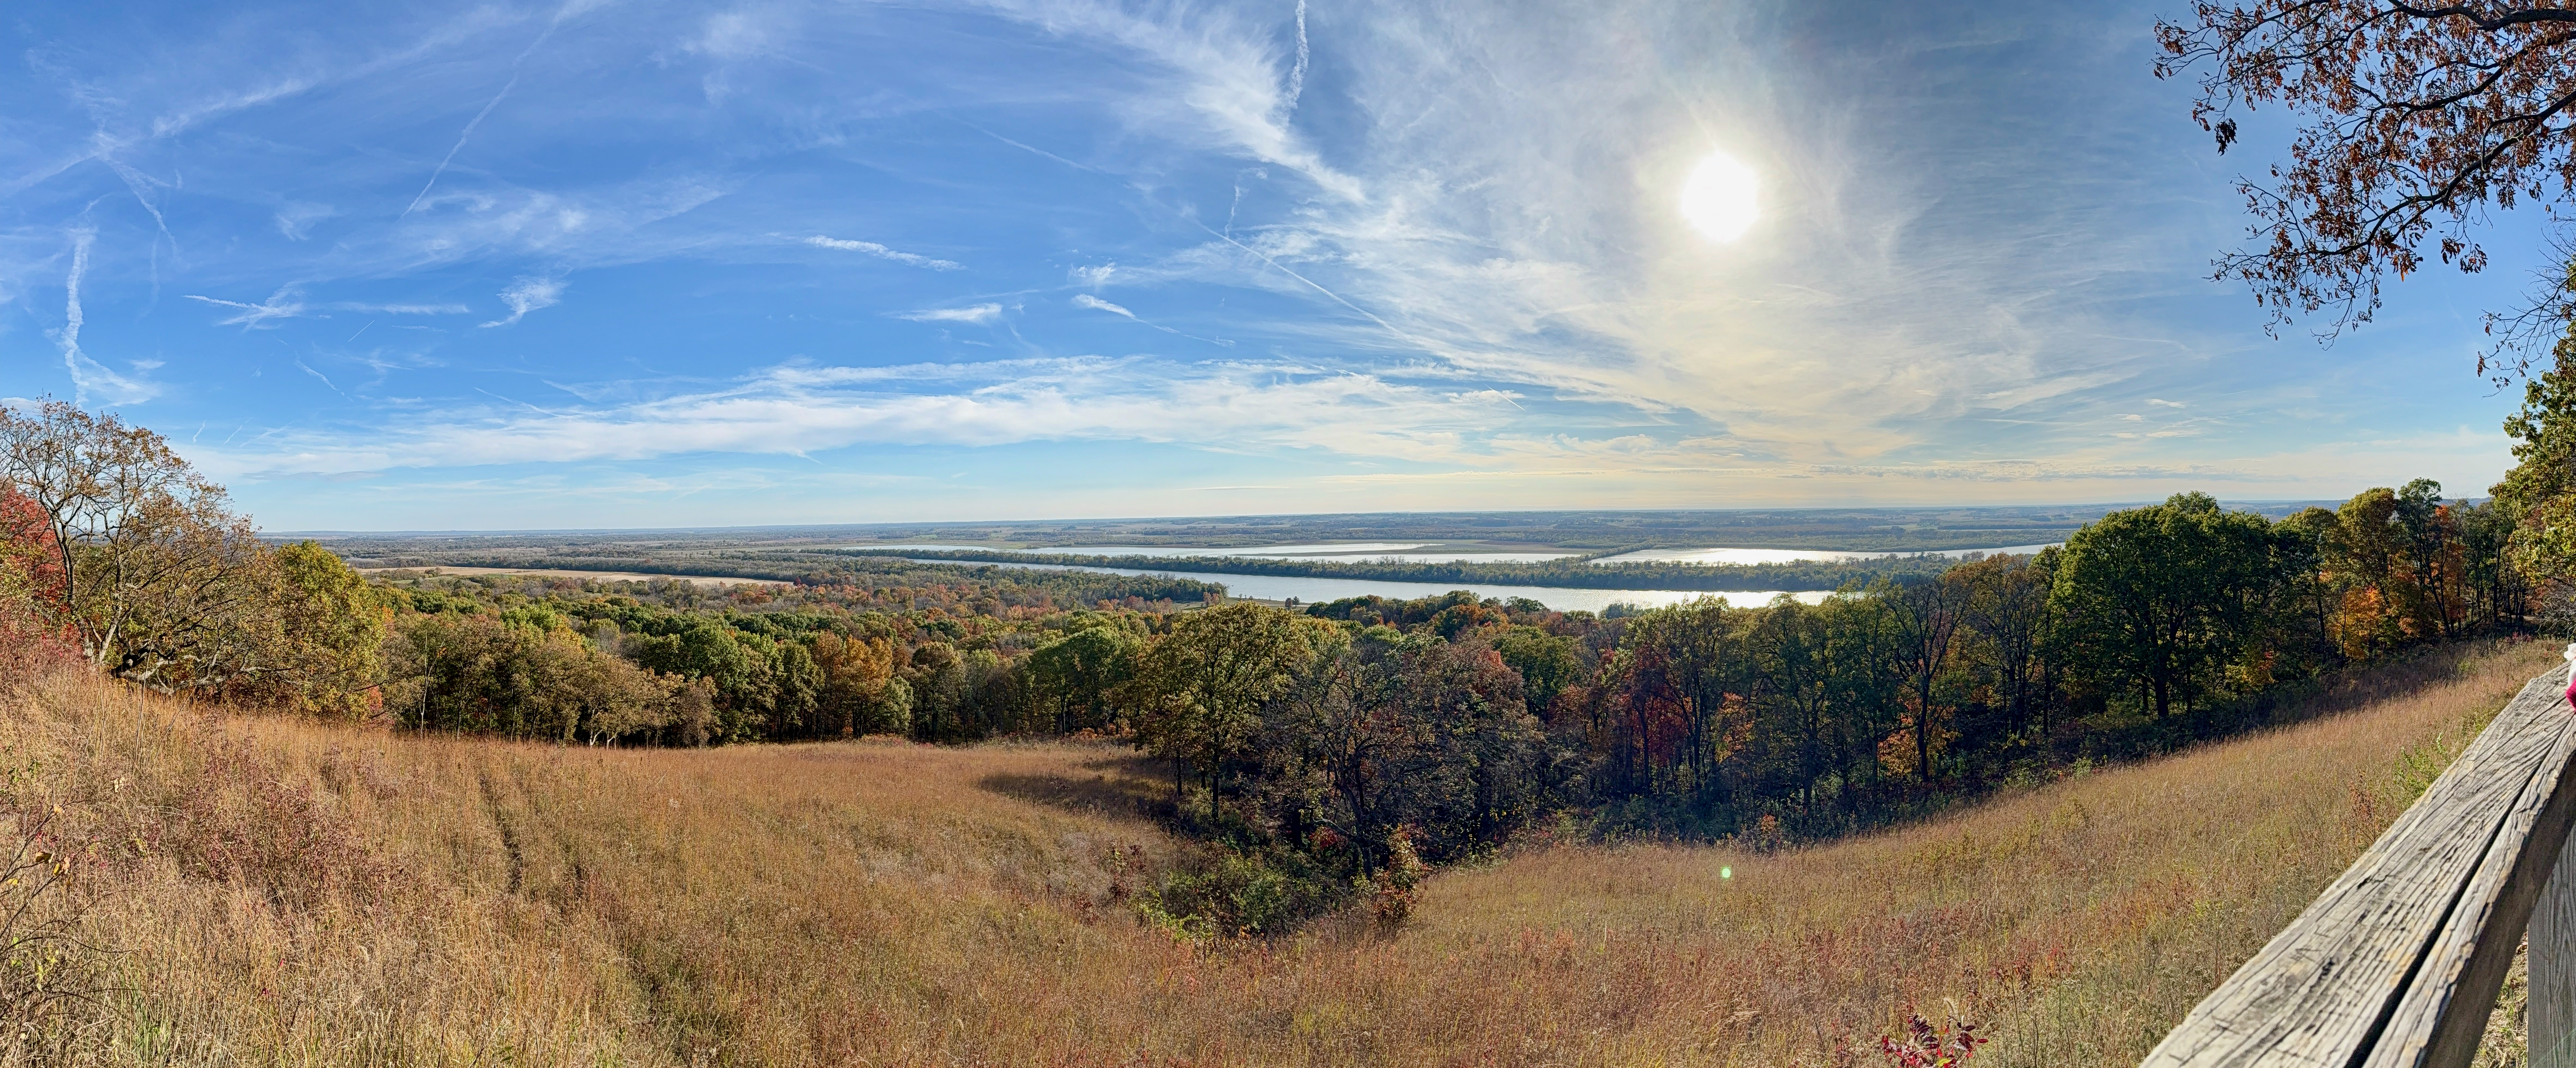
[2144,664,2576,1068]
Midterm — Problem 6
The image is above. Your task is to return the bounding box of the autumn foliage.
[2157,1,2576,361]
[0,486,74,681]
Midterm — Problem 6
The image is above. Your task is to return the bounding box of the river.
[915,558,1833,613]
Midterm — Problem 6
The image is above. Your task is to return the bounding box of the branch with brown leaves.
[2156,1,2576,371]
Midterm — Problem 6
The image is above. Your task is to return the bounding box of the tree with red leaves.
[0,485,76,677]
[2156,2,2576,370]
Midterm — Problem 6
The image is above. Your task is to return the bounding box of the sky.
[0,0,2553,531]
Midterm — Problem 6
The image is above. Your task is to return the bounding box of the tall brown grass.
[1,637,2555,1066]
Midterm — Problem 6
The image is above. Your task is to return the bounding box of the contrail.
[401,74,517,218]
[1286,0,1309,111]
[59,232,91,403]
[401,10,570,218]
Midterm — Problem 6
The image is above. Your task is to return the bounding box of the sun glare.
[1680,150,1759,243]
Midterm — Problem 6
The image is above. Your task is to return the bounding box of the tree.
[2327,486,2452,654]
[1129,603,1330,824]
[902,641,967,742]
[0,487,73,679]
[1263,634,1426,873]
[1490,625,1583,721]
[1029,624,1144,732]
[1880,572,1969,782]
[2051,493,2279,718]
[261,542,390,717]
[1749,599,1836,818]
[809,631,910,736]
[2390,479,2470,637]
[627,620,774,741]
[0,401,272,686]
[2496,334,2576,591]
[1955,554,2056,749]
[384,611,679,743]
[1403,637,1545,853]
[2156,2,2576,362]
[1617,599,1745,803]
[2272,506,2350,673]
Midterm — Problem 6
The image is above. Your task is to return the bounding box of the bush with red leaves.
[1877,1013,1986,1067]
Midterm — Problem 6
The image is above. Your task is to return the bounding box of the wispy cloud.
[187,287,308,328]
[803,235,963,270]
[203,356,1523,476]
[895,303,1003,324]
[1071,293,1137,320]
[480,277,565,328]
[1072,292,1232,346]
[186,290,471,327]
[274,202,338,241]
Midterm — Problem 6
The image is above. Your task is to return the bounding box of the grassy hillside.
[0,638,2556,1066]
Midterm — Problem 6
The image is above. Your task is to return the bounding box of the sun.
[1680,150,1758,243]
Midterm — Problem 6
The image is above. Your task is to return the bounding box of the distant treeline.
[837,547,1959,592]
[385,553,1225,606]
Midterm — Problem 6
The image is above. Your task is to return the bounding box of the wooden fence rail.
[2144,663,2576,1068]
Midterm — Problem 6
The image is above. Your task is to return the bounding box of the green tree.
[1262,633,1422,873]
[1130,603,1331,824]
[2497,334,2576,604]
[627,620,774,741]
[2050,493,2277,719]
[1490,625,1582,720]
[1029,624,1144,732]
[264,541,389,717]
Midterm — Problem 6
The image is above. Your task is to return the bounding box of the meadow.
[0,637,2554,1066]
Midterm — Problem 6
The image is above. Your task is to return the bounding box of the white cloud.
[803,234,962,270]
[894,303,1003,324]
[202,356,1525,477]
[480,277,565,328]
[971,0,1363,202]
[1071,263,1117,287]
[691,10,779,60]
[1072,293,1137,319]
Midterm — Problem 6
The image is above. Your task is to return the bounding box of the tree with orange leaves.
[2156,2,2576,368]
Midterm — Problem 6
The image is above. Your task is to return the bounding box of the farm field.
[1,638,2553,1066]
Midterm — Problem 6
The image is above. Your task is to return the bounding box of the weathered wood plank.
[2533,835,2576,1068]
[2141,666,2574,1068]
[2362,693,2576,1068]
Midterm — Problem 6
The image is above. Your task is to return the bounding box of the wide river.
[913,558,1833,613]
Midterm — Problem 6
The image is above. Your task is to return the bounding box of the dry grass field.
[0,637,2557,1067]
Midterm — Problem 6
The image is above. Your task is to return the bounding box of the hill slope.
[0,639,2554,1066]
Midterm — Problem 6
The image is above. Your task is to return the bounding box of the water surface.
[921,559,1832,613]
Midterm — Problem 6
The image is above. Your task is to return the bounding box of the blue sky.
[0,0,2548,530]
